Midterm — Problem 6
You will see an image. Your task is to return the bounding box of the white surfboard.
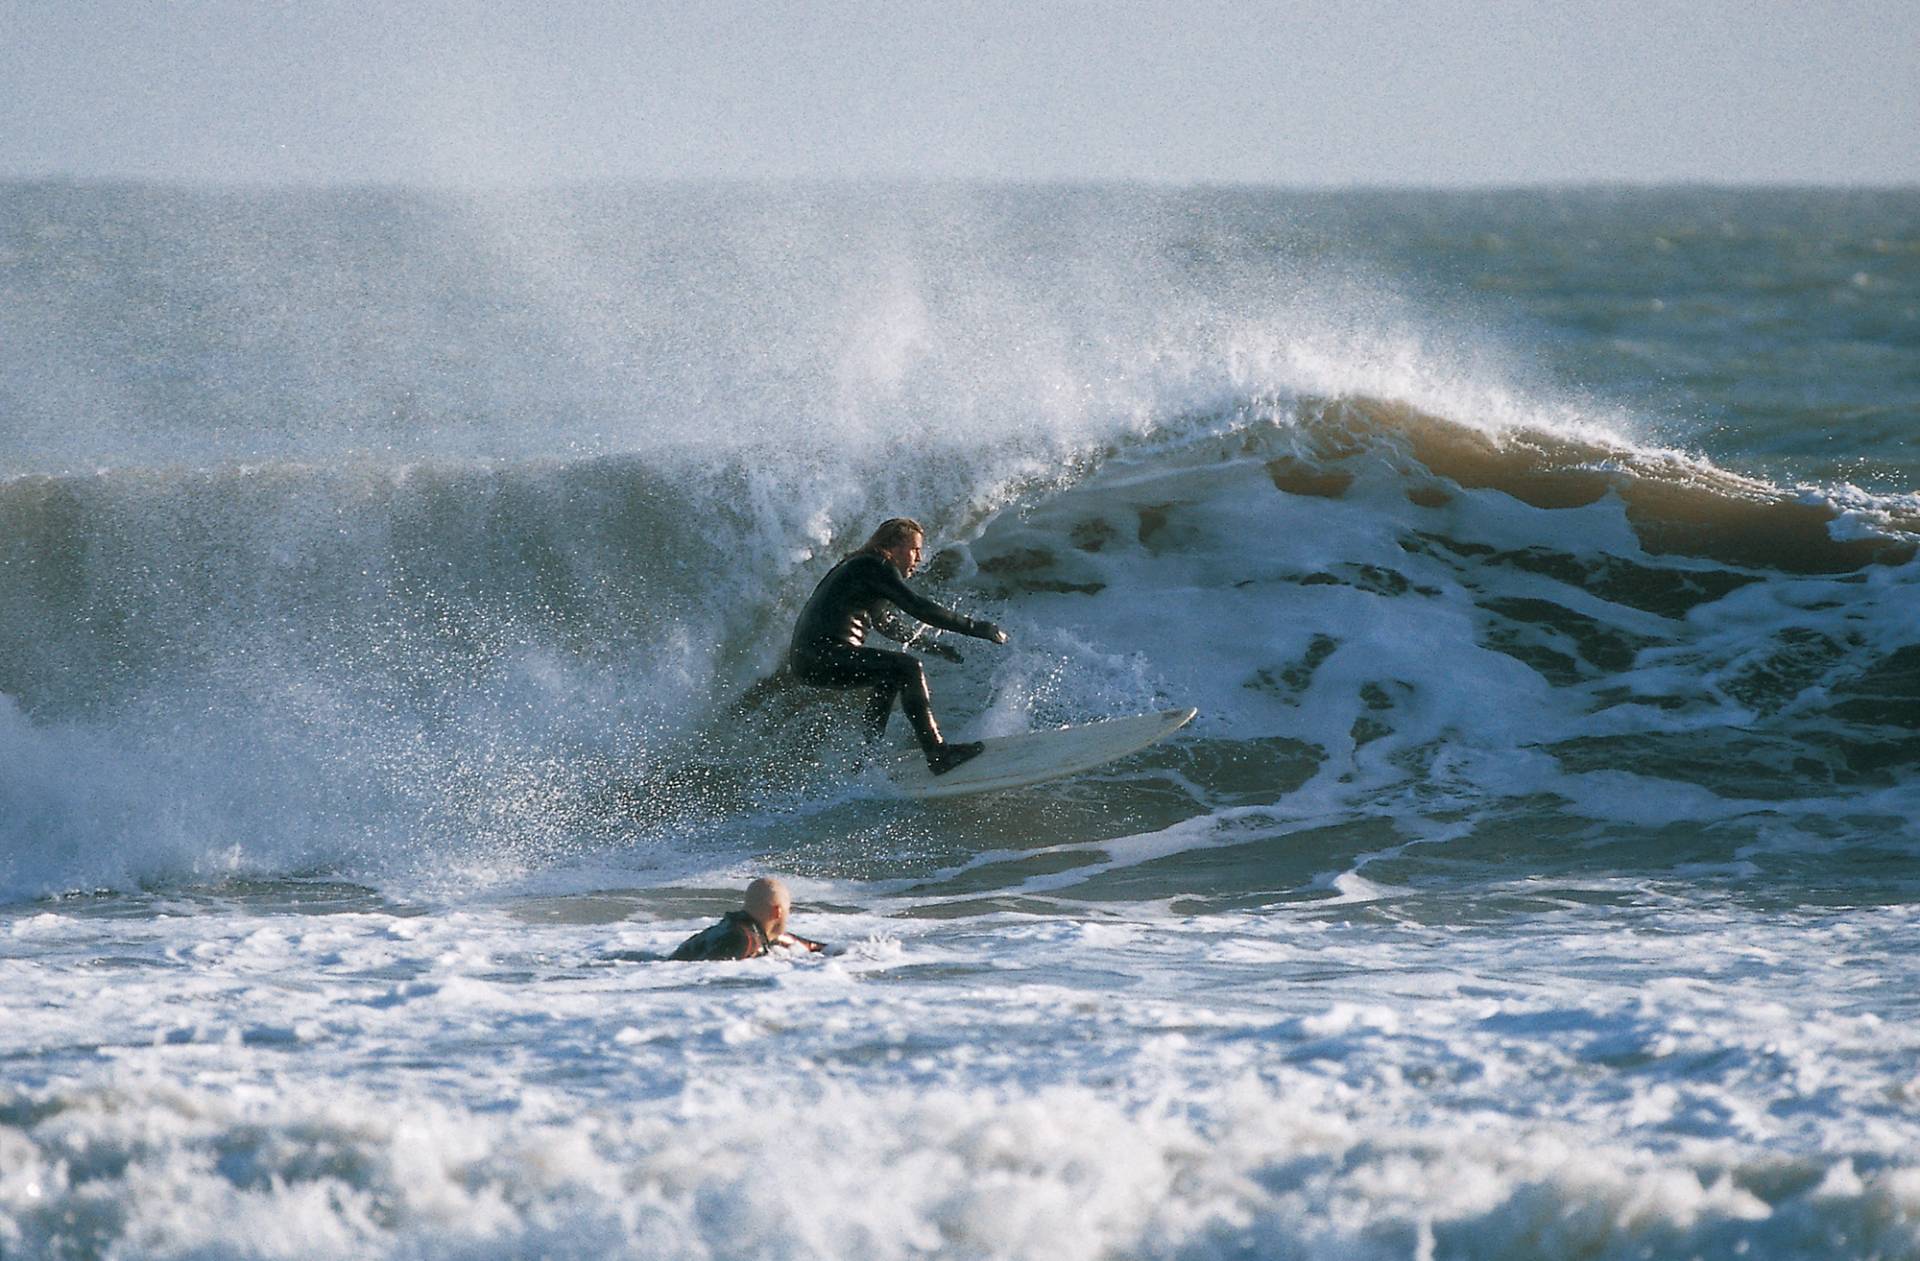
[885,707,1197,799]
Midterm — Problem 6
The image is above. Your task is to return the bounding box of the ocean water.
[1,181,1917,1259]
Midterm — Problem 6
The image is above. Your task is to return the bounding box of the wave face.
[1,183,1916,901]
[0,406,1913,903]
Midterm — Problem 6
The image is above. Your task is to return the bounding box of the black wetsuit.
[668,911,770,961]
[788,552,997,755]
[667,911,822,962]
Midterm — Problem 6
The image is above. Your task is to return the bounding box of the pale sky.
[3,0,1915,186]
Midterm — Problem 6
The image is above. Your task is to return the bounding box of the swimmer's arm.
[775,933,826,953]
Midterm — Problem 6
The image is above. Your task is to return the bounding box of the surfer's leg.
[727,670,797,721]
[795,645,915,744]
[891,653,984,775]
[839,649,936,751]
[862,683,896,741]
[795,646,981,773]
[893,654,939,753]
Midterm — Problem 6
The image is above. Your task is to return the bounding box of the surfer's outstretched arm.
[868,560,1008,643]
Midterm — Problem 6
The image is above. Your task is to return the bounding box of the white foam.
[6,893,1920,1259]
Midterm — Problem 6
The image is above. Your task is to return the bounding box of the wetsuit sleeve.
[864,557,993,639]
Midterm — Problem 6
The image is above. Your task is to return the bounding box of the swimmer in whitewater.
[669,877,824,961]
[789,517,1008,775]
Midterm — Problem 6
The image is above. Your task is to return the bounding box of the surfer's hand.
[980,622,1009,645]
[922,641,964,664]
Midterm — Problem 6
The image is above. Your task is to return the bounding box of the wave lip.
[1287,396,1918,573]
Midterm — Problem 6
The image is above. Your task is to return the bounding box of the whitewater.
[1,182,1916,1259]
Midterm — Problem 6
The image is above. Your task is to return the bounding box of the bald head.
[744,877,792,935]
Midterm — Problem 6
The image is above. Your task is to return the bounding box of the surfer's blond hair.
[855,517,925,556]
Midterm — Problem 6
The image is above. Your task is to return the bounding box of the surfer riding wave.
[788,517,1008,775]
